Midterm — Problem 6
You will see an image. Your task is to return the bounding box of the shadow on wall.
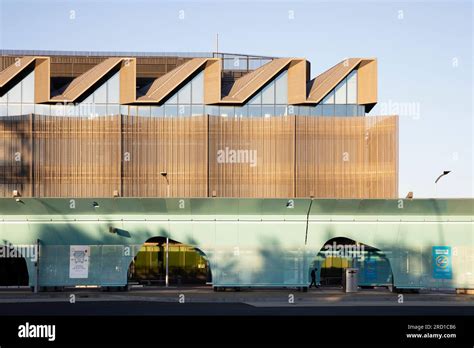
[253,235,291,285]
[0,240,30,286]
[0,116,33,194]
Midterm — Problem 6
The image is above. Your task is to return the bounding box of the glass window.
[262,105,274,117]
[287,105,297,115]
[191,71,204,104]
[151,106,164,117]
[36,104,50,116]
[76,103,88,117]
[177,82,191,104]
[178,104,191,116]
[335,105,347,116]
[95,104,107,116]
[334,80,347,104]
[129,106,138,116]
[93,83,107,104]
[248,105,261,117]
[235,58,247,70]
[322,90,334,104]
[191,105,204,116]
[165,104,178,117]
[234,106,248,117]
[165,92,178,104]
[120,105,129,115]
[249,59,263,70]
[21,71,35,103]
[347,70,357,104]
[0,104,7,116]
[299,106,310,115]
[322,105,334,116]
[311,105,322,116]
[50,104,65,117]
[81,94,93,105]
[7,81,22,103]
[223,59,234,70]
[107,104,119,116]
[275,71,288,104]
[205,106,219,116]
[346,104,358,116]
[248,92,261,105]
[21,103,34,115]
[137,106,150,117]
[0,91,6,103]
[261,81,275,104]
[219,106,234,117]
[107,73,120,104]
[358,105,365,116]
[64,103,75,116]
[275,105,288,116]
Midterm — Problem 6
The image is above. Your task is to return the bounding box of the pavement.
[0,285,472,312]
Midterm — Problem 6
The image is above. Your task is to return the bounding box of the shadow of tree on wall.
[0,115,33,196]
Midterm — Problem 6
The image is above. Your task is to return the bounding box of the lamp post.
[160,171,169,197]
[434,170,451,198]
[165,237,169,287]
[435,170,451,184]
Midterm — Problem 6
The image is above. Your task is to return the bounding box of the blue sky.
[0,0,472,198]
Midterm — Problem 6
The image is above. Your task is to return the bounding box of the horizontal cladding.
[0,114,398,198]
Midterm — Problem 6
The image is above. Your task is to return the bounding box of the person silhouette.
[309,268,318,288]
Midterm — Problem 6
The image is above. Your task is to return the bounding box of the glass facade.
[0,66,365,118]
[0,70,121,117]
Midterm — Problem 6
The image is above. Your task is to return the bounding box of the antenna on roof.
[215,33,219,55]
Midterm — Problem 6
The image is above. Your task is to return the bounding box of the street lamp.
[160,171,170,197]
[435,170,451,184]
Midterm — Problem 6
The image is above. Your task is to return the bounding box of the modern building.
[0,50,397,199]
[0,50,471,291]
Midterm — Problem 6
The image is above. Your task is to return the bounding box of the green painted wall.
[0,198,472,289]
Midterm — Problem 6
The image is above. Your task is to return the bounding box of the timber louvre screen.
[0,114,398,198]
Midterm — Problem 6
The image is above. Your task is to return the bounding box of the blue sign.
[432,246,452,279]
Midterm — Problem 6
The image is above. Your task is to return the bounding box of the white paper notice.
[69,245,90,279]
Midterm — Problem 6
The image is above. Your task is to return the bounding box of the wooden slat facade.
[0,115,398,198]
[295,115,398,198]
[121,115,208,197]
[208,116,295,198]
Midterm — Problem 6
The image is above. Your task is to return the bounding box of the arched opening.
[0,245,29,287]
[312,237,393,288]
[128,237,211,286]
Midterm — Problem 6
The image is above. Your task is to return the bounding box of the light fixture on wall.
[113,190,120,198]
[12,190,20,198]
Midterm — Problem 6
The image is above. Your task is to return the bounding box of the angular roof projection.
[0,54,377,106]
[136,58,214,103]
[306,58,376,103]
[0,56,37,87]
[51,57,126,102]
[220,58,295,103]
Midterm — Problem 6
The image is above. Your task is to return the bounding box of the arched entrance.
[0,245,29,287]
[128,237,211,286]
[312,237,393,288]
